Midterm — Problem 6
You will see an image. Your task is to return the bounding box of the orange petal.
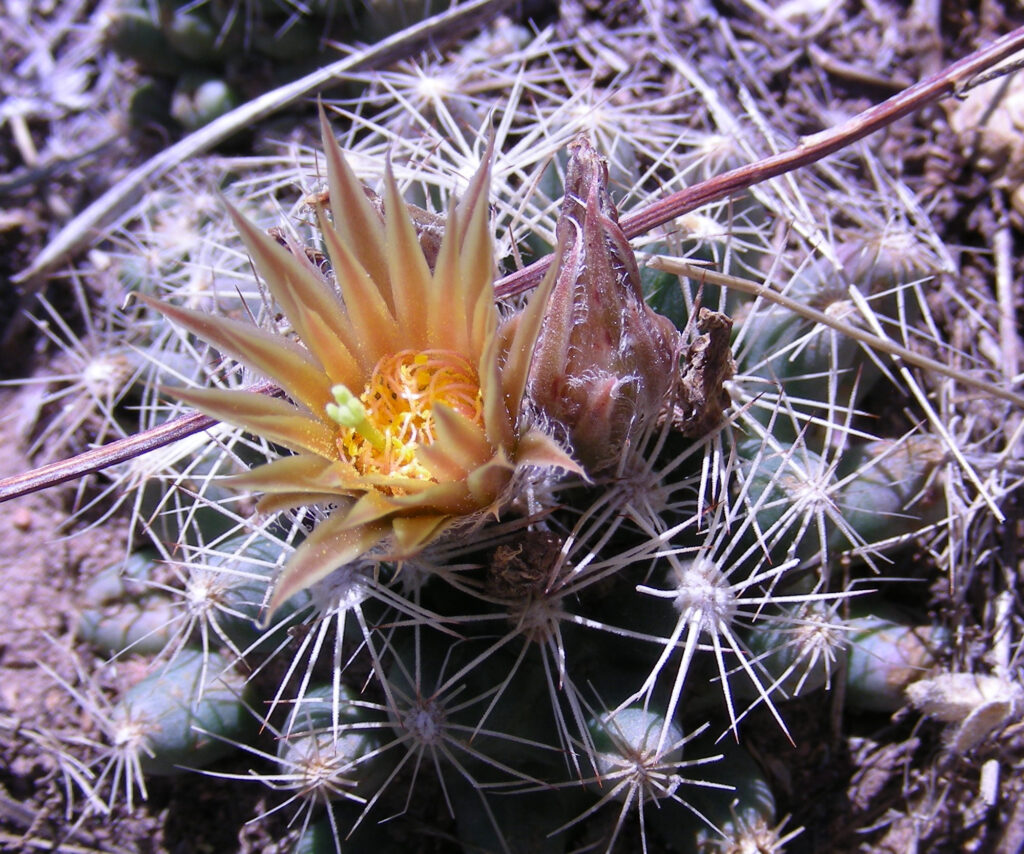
[228,453,362,495]
[386,480,476,516]
[390,515,450,556]
[319,106,390,300]
[337,483,473,528]
[316,207,402,369]
[224,205,363,390]
[516,428,585,478]
[171,386,337,459]
[427,205,470,353]
[383,164,432,344]
[255,492,348,515]
[142,295,333,415]
[414,443,469,483]
[452,134,495,250]
[266,515,388,618]
[465,454,514,507]
[463,218,497,351]
[479,331,516,451]
[421,403,494,475]
[502,250,561,416]
[339,489,401,531]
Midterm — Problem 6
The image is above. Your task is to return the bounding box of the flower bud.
[526,136,679,473]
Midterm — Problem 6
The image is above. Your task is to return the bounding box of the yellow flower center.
[327,349,484,483]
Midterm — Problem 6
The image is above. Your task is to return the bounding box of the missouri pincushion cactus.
[21,7,1020,852]
[94,112,962,849]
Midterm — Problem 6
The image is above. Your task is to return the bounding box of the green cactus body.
[732,437,833,569]
[844,613,944,713]
[171,75,240,130]
[590,706,688,788]
[449,773,578,854]
[740,600,848,700]
[110,649,252,775]
[79,551,178,656]
[649,738,780,853]
[277,684,391,803]
[164,10,223,64]
[201,533,312,653]
[830,437,946,554]
[104,7,187,75]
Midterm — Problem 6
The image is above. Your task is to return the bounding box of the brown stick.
[0,382,283,502]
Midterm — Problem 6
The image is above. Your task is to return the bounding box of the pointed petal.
[224,205,363,390]
[285,287,366,388]
[465,453,514,507]
[256,492,348,515]
[427,205,469,353]
[266,515,387,617]
[502,247,562,415]
[460,166,497,345]
[142,295,333,415]
[389,481,477,515]
[316,207,402,369]
[171,385,337,458]
[479,330,515,451]
[390,515,449,556]
[228,454,361,495]
[319,106,390,298]
[428,143,494,352]
[516,427,585,477]
[338,482,478,529]
[339,489,402,531]
[452,134,495,249]
[383,164,432,343]
[417,403,493,478]
[352,473,435,495]
[413,444,467,483]
[470,262,498,360]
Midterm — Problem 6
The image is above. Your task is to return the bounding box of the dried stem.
[0,382,283,502]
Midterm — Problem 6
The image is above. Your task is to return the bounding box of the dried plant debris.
[946,67,1024,214]
[672,307,735,438]
[907,671,1024,753]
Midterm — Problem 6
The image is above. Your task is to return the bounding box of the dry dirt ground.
[2,1,1024,853]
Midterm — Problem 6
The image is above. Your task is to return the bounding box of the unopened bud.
[526,137,679,473]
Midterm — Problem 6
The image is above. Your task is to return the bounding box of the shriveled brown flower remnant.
[672,307,735,438]
[524,137,682,474]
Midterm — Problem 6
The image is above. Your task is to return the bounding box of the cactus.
[78,550,180,656]
[108,648,252,776]
[8,5,1023,853]
[73,119,836,848]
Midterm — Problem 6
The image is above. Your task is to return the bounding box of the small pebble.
[13,507,32,531]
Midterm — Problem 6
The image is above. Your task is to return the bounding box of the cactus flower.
[146,112,578,615]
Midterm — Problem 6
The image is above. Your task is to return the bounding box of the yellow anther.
[330,349,484,489]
